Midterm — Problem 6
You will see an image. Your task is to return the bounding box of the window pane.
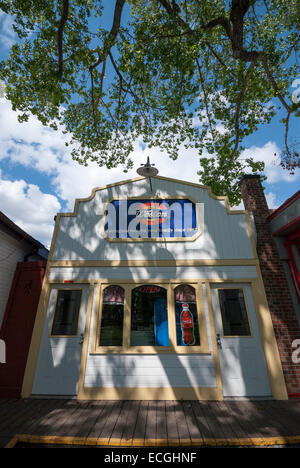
[174,285,200,346]
[218,289,251,336]
[99,286,124,346]
[103,285,124,304]
[131,285,169,346]
[51,290,82,336]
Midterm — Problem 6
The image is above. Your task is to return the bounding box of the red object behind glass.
[180,303,195,345]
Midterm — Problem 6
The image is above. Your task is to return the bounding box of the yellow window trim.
[215,285,254,339]
[48,287,85,338]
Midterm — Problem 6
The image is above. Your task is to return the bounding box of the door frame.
[206,278,288,400]
[210,282,271,397]
[21,281,95,398]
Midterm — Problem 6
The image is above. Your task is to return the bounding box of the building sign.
[136,202,169,225]
[139,285,161,294]
[103,198,201,241]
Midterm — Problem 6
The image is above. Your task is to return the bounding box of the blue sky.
[0,9,299,248]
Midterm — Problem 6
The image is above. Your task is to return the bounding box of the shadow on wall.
[32,270,219,400]
[32,179,275,401]
[52,178,254,263]
[32,278,274,402]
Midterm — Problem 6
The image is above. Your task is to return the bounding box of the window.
[174,284,200,346]
[51,289,82,336]
[131,285,169,346]
[92,282,209,354]
[218,289,251,336]
[99,285,124,346]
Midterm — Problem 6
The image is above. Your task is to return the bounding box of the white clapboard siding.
[85,354,214,369]
[52,177,254,262]
[84,355,216,388]
[0,230,32,326]
[48,265,258,281]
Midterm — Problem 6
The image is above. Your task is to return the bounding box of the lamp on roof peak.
[136,156,158,192]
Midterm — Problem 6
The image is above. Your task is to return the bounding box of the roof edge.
[0,211,47,250]
[56,175,245,219]
[268,189,300,221]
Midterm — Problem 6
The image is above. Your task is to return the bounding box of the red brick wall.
[239,175,300,397]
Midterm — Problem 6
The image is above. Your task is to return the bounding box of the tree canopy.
[0,0,299,204]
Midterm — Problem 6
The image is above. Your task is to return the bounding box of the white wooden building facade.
[22,176,288,400]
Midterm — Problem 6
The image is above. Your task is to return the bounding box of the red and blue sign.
[136,202,169,226]
[104,198,199,240]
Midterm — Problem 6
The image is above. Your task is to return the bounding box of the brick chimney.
[239,175,300,397]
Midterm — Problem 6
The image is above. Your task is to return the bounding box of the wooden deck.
[2,398,300,448]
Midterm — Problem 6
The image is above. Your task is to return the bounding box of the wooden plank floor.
[1,398,300,448]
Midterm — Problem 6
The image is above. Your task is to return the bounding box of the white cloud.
[0,96,299,245]
[0,98,203,244]
[0,99,67,174]
[265,191,280,209]
[240,141,300,184]
[50,141,203,210]
[0,171,61,247]
[0,98,201,208]
[230,191,281,211]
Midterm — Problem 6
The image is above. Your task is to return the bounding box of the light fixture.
[136,156,158,192]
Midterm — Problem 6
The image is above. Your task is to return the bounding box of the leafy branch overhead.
[0,0,299,204]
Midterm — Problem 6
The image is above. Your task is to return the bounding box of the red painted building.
[0,212,48,397]
[269,190,300,314]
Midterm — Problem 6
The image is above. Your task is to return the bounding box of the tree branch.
[89,67,100,136]
[157,0,180,16]
[104,0,126,54]
[202,16,233,41]
[88,0,125,114]
[284,111,291,158]
[231,59,257,159]
[201,2,262,62]
[109,51,138,100]
[195,58,216,148]
[89,0,125,69]
[158,0,294,150]
[260,54,292,113]
[204,40,237,78]
[229,0,250,54]
[89,51,102,72]
[108,51,152,128]
[57,0,69,77]
[282,36,300,63]
[95,58,107,108]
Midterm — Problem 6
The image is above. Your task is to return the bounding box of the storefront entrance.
[211,283,271,397]
[32,284,90,396]
[31,280,273,399]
